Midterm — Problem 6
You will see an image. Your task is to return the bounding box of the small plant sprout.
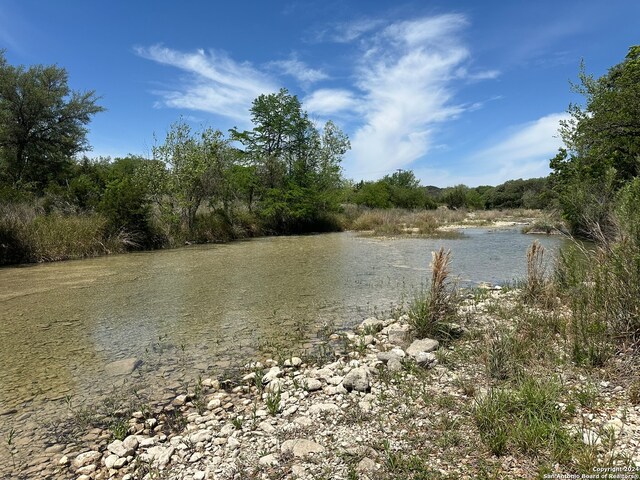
[265,388,282,416]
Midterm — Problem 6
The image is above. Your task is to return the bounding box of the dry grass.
[347,207,465,236]
[0,203,130,264]
[346,207,547,236]
[408,247,459,339]
[524,240,546,303]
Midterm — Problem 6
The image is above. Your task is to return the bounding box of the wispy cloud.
[269,56,328,86]
[303,88,359,117]
[135,45,277,122]
[347,14,473,177]
[454,113,569,185]
[315,18,384,43]
[136,14,502,183]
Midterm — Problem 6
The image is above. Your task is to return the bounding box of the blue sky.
[1,1,638,186]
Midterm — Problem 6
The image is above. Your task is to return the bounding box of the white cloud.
[135,45,277,122]
[304,89,359,116]
[319,18,385,43]
[270,57,328,85]
[347,14,472,178]
[456,113,569,185]
[136,14,501,184]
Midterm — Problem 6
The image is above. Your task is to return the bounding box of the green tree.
[382,170,425,208]
[231,88,315,188]
[97,156,155,244]
[232,89,349,231]
[0,51,104,191]
[151,121,232,232]
[551,46,640,236]
[352,181,391,208]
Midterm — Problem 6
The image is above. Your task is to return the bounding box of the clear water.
[0,229,568,463]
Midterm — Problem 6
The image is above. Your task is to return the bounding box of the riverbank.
[343,207,561,237]
[0,206,558,267]
[9,281,639,479]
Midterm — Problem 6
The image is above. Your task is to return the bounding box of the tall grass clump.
[523,240,547,303]
[408,248,459,340]
[26,213,130,261]
[0,203,131,264]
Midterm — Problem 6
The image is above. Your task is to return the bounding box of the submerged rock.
[105,358,142,376]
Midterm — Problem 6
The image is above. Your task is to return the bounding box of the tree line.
[2,44,638,264]
[343,173,554,211]
[0,47,350,257]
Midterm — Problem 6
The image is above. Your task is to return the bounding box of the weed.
[474,376,571,461]
[484,329,525,381]
[454,376,477,397]
[109,418,129,440]
[629,380,640,404]
[5,427,16,468]
[191,376,206,414]
[574,382,599,408]
[265,388,281,416]
[162,409,187,434]
[524,240,547,303]
[232,416,244,430]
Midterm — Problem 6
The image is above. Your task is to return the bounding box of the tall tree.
[0,52,104,190]
[231,89,349,231]
[151,120,232,231]
[551,46,640,236]
[231,88,315,187]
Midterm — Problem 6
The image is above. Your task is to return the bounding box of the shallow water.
[0,229,566,408]
[0,228,568,468]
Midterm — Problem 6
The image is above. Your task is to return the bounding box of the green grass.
[474,376,572,459]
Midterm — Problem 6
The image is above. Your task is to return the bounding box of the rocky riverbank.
[9,288,640,479]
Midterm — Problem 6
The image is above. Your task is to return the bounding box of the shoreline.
[8,287,638,479]
[1,209,555,268]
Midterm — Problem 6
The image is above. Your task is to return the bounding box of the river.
[0,228,567,471]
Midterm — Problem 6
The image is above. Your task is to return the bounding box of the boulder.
[414,352,437,369]
[305,378,323,391]
[406,338,439,357]
[262,366,282,384]
[308,403,341,415]
[140,445,174,468]
[259,453,279,467]
[72,451,101,469]
[387,357,403,372]
[107,439,132,458]
[387,324,411,346]
[358,317,384,332]
[284,357,303,367]
[343,367,370,392]
[104,454,119,469]
[357,457,377,473]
